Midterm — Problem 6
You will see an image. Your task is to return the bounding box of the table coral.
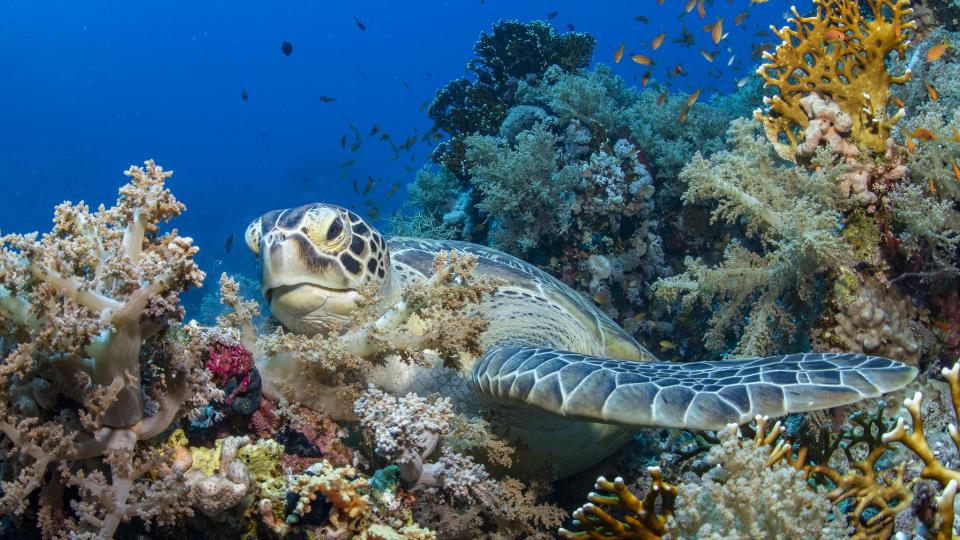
[754,0,916,159]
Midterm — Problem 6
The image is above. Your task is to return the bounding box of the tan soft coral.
[0,161,217,538]
[754,0,915,159]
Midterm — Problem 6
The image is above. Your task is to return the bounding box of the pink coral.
[206,342,253,404]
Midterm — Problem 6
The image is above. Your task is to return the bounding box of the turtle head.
[245,203,392,334]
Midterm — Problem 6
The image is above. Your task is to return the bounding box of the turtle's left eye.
[245,218,262,256]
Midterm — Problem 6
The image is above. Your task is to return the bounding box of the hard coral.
[755,0,916,159]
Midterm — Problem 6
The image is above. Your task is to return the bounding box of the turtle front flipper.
[471,347,917,431]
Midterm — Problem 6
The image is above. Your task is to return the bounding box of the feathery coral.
[754,0,916,158]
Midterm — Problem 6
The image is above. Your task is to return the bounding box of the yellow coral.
[883,361,960,539]
[754,0,915,159]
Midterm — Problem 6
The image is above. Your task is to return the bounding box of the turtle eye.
[245,218,262,256]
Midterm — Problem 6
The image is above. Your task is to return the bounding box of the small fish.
[906,137,915,153]
[241,88,248,102]
[400,77,411,91]
[927,41,951,62]
[404,135,417,150]
[567,23,575,31]
[657,91,668,105]
[341,159,356,168]
[712,17,724,44]
[678,106,689,123]
[652,33,666,50]
[953,128,960,143]
[926,81,939,102]
[350,139,362,152]
[366,207,379,220]
[641,71,651,87]
[340,134,347,148]
[673,64,684,75]
[734,10,749,25]
[353,15,366,30]
[700,49,715,62]
[224,234,234,253]
[369,124,380,136]
[687,88,702,107]
[319,95,337,103]
[634,15,649,24]
[424,71,432,77]
[736,75,750,87]
[388,182,401,198]
[952,160,960,181]
[404,165,415,172]
[281,41,293,56]
[614,42,625,63]
[929,178,937,194]
[749,0,769,4]
[352,178,359,193]
[363,177,376,195]
[659,340,676,351]
[684,0,696,13]
[824,28,844,42]
[547,10,558,19]
[911,128,937,141]
[727,54,736,66]
[697,0,706,18]
[380,133,391,141]
[631,53,654,65]
[674,25,695,47]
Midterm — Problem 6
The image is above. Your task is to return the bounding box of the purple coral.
[205,341,254,404]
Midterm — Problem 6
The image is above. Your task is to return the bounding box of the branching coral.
[754,0,916,159]
[883,361,960,538]
[653,119,850,356]
[464,123,580,253]
[0,161,217,538]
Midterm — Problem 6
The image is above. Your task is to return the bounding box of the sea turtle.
[244,203,917,477]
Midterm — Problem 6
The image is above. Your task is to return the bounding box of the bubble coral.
[754,0,916,159]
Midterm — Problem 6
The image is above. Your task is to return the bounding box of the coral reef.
[754,0,916,158]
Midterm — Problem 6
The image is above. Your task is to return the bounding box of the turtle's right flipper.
[471,347,917,431]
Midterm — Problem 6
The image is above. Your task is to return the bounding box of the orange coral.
[754,0,915,159]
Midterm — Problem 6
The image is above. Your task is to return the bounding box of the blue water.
[0,0,804,311]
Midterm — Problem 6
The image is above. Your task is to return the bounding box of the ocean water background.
[0,0,803,314]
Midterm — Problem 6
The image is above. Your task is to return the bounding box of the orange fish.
[700,50,715,62]
[929,178,937,194]
[906,137,915,153]
[927,82,939,101]
[678,106,690,122]
[734,10,749,25]
[685,0,696,13]
[674,64,684,75]
[641,71,651,87]
[687,88,702,107]
[927,42,951,62]
[614,42,625,63]
[697,0,705,18]
[953,128,960,143]
[657,91,668,105]
[657,0,665,4]
[890,95,905,108]
[712,18,723,44]
[652,33,666,50]
[824,28,844,41]
[952,160,960,182]
[631,53,654,65]
[911,128,937,141]
[703,22,715,33]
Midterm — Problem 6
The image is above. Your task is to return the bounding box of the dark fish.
[350,139,362,152]
[634,15,649,23]
[281,41,293,56]
[348,122,360,133]
[341,134,347,148]
[387,182,401,197]
[354,15,366,30]
[363,177,376,195]
[319,95,337,103]
[369,124,380,135]
[241,88,248,102]
[400,77,411,90]
[224,234,234,253]
[567,23,575,31]
[352,178,359,193]
[548,10,559,19]
[419,100,431,112]
[380,133,391,141]
[404,135,417,150]
[404,165,415,172]
[424,71,432,77]
[341,159,356,168]
[366,207,379,219]
[673,25,695,47]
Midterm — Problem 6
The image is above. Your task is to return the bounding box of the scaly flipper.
[472,347,917,431]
